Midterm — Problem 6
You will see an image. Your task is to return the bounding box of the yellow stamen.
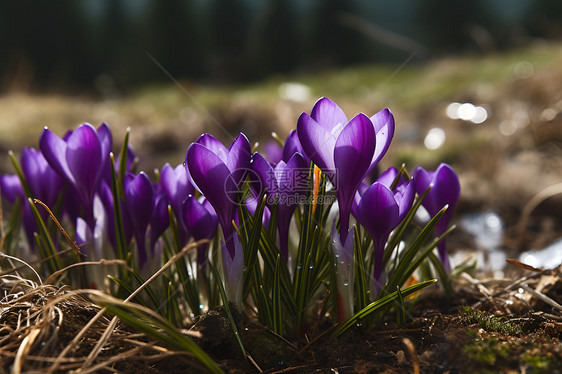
[312,165,322,214]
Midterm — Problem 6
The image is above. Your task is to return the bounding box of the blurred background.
[1,0,562,271]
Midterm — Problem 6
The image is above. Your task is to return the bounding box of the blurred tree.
[245,0,299,80]
[0,0,92,91]
[206,0,250,82]
[524,0,562,38]
[144,0,204,79]
[304,0,367,68]
[415,0,496,53]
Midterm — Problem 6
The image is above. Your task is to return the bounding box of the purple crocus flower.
[1,148,65,249]
[185,133,251,303]
[413,163,460,273]
[186,133,251,255]
[298,97,384,243]
[160,162,195,245]
[183,195,218,265]
[150,184,170,253]
[123,171,155,270]
[0,174,24,204]
[355,168,415,296]
[39,123,112,226]
[251,151,308,259]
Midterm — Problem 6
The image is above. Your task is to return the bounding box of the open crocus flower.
[355,168,415,296]
[183,195,218,266]
[185,133,251,303]
[298,97,390,243]
[413,163,460,273]
[251,151,308,260]
[39,123,112,226]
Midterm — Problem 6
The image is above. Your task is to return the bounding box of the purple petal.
[333,113,376,229]
[369,108,395,170]
[282,129,309,164]
[297,112,336,171]
[66,124,103,204]
[226,133,251,183]
[413,166,438,214]
[39,127,74,184]
[21,147,63,206]
[350,181,369,220]
[310,97,348,130]
[150,189,170,248]
[432,163,460,229]
[124,172,154,267]
[277,152,308,200]
[186,143,237,237]
[160,163,195,216]
[357,182,399,249]
[196,134,228,164]
[0,174,24,203]
[183,195,218,241]
[395,179,415,222]
[97,122,113,158]
[251,152,276,198]
[376,166,399,189]
[125,172,155,231]
[264,140,282,165]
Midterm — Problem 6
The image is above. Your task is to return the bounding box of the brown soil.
[1,265,561,373]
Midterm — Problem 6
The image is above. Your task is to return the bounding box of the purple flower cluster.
[1,123,219,279]
[1,97,460,312]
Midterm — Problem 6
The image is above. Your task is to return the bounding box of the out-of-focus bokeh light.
[512,61,535,79]
[278,82,311,103]
[446,102,488,124]
[424,127,446,150]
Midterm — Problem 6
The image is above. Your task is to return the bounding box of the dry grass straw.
[0,240,211,373]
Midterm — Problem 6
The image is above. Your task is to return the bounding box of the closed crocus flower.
[160,162,195,245]
[150,184,170,253]
[251,151,308,260]
[186,133,251,256]
[0,174,24,204]
[185,133,251,304]
[413,163,460,273]
[355,170,415,296]
[123,172,155,270]
[1,148,65,250]
[39,123,112,226]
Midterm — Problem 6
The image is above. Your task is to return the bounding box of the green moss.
[523,353,560,373]
[461,307,522,336]
[463,337,509,366]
